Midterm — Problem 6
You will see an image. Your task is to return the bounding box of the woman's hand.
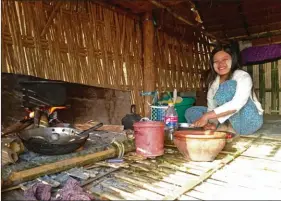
[203,123,217,130]
[193,111,218,128]
[193,114,209,127]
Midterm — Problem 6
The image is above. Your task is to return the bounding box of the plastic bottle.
[164,102,178,144]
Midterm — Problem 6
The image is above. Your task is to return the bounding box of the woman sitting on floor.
[185,44,264,135]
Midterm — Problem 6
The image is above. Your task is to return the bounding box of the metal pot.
[18,123,103,155]
[121,105,142,130]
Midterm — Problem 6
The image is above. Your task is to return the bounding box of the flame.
[48,106,66,115]
[24,106,67,119]
[29,111,35,118]
[24,108,34,119]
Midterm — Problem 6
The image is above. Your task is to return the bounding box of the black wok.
[18,123,103,155]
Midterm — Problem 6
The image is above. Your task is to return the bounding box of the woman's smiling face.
[213,51,232,76]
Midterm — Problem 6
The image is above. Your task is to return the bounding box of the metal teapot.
[121,105,142,130]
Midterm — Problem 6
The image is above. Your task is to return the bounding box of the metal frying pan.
[18,123,103,155]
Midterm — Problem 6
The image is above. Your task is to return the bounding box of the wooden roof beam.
[205,13,281,29]
[199,2,281,18]
[92,0,140,21]
[228,29,281,41]
[207,21,281,36]
[40,1,63,37]
[147,0,229,44]
[149,0,196,27]
[209,22,281,37]
[237,2,250,36]
[252,34,281,46]
[159,0,187,6]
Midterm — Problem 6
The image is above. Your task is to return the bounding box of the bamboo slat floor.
[83,137,259,200]
[85,116,281,200]
[2,116,281,200]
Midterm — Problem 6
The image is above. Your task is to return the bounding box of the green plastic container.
[175,97,195,123]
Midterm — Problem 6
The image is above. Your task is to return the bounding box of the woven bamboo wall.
[243,59,281,115]
[155,28,211,92]
[2,0,144,113]
[2,0,210,115]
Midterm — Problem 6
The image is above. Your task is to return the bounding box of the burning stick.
[2,105,68,137]
[1,119,33,136]
[29,106,67,127]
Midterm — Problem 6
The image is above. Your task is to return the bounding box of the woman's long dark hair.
[206,43,241,88]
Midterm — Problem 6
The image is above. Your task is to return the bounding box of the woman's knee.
[185,106,207,123]
[214,80,237,105]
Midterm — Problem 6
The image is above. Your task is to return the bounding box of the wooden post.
[142,12,155,117]
[259,64,265,110]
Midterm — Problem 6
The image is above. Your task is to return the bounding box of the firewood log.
[39,113,49,128]
[2,137,25,154]
[2,147,18,166]
[1,119,33,136]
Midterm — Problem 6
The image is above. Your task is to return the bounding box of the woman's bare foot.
[216,123,237,134]
[216,122,239,142]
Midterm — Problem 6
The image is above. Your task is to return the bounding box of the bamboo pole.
[142,12,155,117]
[229,29,281,41]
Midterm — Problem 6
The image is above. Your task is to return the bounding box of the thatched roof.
[103,0,281,45]
[195,0,281,45]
